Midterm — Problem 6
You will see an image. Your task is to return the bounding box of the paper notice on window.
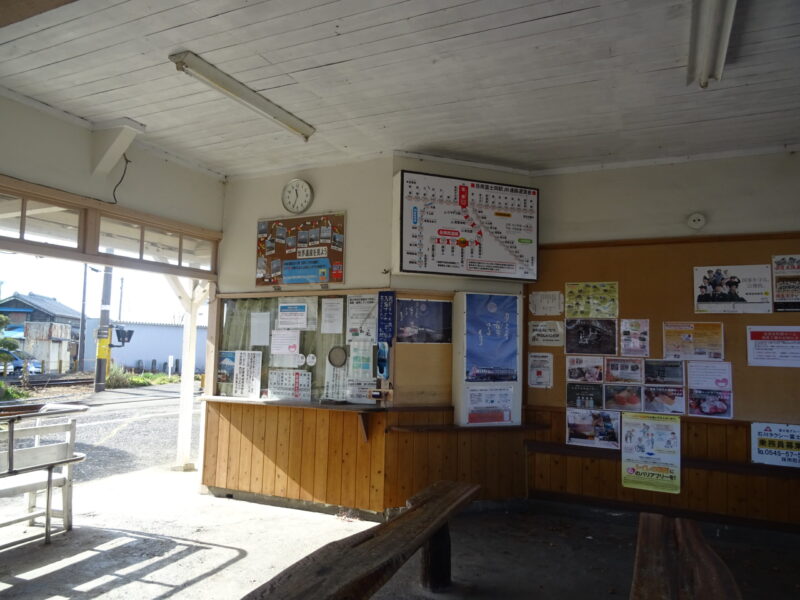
[746,326,800,367]
[687,361,733,390]
[321,297,344,334]
[528,353,553,388]
[467,386,513,424]
[349,341,373,380]
[528,321,564,346]
[271,329,301,355]
[347,294,378,343]
[231,350,262,399]
[323,361,347,401]
[346,378,377,404]
[250,312,270,347]
[529,291,563,316]
[277,303,308,329]
[267,369,311,402]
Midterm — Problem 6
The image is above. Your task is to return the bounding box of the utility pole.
[118,276,124,321]
[94,266,113,392]
[78,264,87,372]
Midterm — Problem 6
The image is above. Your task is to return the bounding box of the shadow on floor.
[0,526,246,599]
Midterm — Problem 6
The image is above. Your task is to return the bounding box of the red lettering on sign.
[459,185,469,208]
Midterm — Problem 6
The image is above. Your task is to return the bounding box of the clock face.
[282,179,313,214]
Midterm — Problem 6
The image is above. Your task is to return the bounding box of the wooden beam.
[0,0,79,28]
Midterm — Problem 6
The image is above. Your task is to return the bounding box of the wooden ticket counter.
[201,397,534,514]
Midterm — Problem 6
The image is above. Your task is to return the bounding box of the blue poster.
[377,291,396,343]
[282,258,331,284]
[397,299,452,343]
[465,294,518,382]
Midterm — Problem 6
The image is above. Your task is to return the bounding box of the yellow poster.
[621,412,681,494]
[564,282,618,318]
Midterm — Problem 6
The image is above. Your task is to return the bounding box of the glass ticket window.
[218,295,381,403]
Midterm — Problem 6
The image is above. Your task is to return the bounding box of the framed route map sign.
[399,171,538,281]
[256,212,345,286]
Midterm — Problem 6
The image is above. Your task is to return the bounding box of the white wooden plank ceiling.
[1,0,799,177]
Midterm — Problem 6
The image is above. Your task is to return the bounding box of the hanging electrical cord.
[111,153,132,204]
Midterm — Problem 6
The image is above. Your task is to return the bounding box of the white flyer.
[528,321,565,346]
[231,350,262,399]
[270,329,301,355]
[528,352,553,388]
[347,294,378,343]
[466,386,513,425]
[321,297,344,334]
[751,422,800,468]
[349,341,374,380]
[323,361,347,401]
[746,326,800,367]
[346,378,378,404]
[277,302,308,329]
[687,361,733,390]
[529,291,563,316]
[249,312,270,347]
[267,369,311,402]
[694,264,772,314]
[620,319,649,357]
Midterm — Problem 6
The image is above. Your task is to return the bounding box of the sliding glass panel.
[0,194,22,239]
[181,235,213,271]
[99,215,141,258]
[143,226,180,265]
[23,200,79,248]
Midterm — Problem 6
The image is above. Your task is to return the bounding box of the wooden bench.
[630,512,742,600]
[1,404,87,543]
[243,480,481,600]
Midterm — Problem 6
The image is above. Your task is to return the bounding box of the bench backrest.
[0,419,76,474]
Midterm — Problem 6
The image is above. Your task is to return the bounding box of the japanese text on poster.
[267,369,311,402]
[529,291,563,316]
[772,255,800,312]
[663,322,724,360]
[565,282,618,318]
[746,326,800,367]
[566,409,620,449]
[346,294,378,343]
[465,294,518,382]
[528,321,564,346]
[620,319,649,357]
[467,386,514,424]
[622,413,681,494]
[751,422,800,468]
[694,264,772,314]
[528,353,553,388]
[256,213,345,285]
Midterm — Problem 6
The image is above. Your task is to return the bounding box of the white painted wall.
[0,94,224,231]
[220,151,799,294]
[219,157,394,293]
[535,153,800,244]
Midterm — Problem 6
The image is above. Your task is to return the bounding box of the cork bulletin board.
[525,233,800,424]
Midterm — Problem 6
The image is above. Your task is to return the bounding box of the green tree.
[0,314,20,375]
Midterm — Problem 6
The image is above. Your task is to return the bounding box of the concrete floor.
[1,468,799,599]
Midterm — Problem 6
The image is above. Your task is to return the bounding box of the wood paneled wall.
[526,406,800,525]
[203,402,528,513]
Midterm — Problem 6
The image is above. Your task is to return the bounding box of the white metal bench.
[0,403,87,543]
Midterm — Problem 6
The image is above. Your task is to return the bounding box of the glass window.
[181,235,214,271]
[99,216,141,258]
[22,200,80,247]
[143,226,180,265]
[0,194,22,239]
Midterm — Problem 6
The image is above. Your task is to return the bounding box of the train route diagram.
[400,171,538,281]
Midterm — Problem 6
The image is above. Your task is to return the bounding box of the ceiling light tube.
[168,51,315,141]
[687,0,738,88]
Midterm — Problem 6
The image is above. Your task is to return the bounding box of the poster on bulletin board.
[255,212,345,286]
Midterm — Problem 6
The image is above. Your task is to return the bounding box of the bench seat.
[0,471,67,496]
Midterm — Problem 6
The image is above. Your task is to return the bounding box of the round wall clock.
[281,178,314,214]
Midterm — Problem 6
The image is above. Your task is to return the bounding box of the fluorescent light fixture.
[687,0,738,88]
[168,51,315,141]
